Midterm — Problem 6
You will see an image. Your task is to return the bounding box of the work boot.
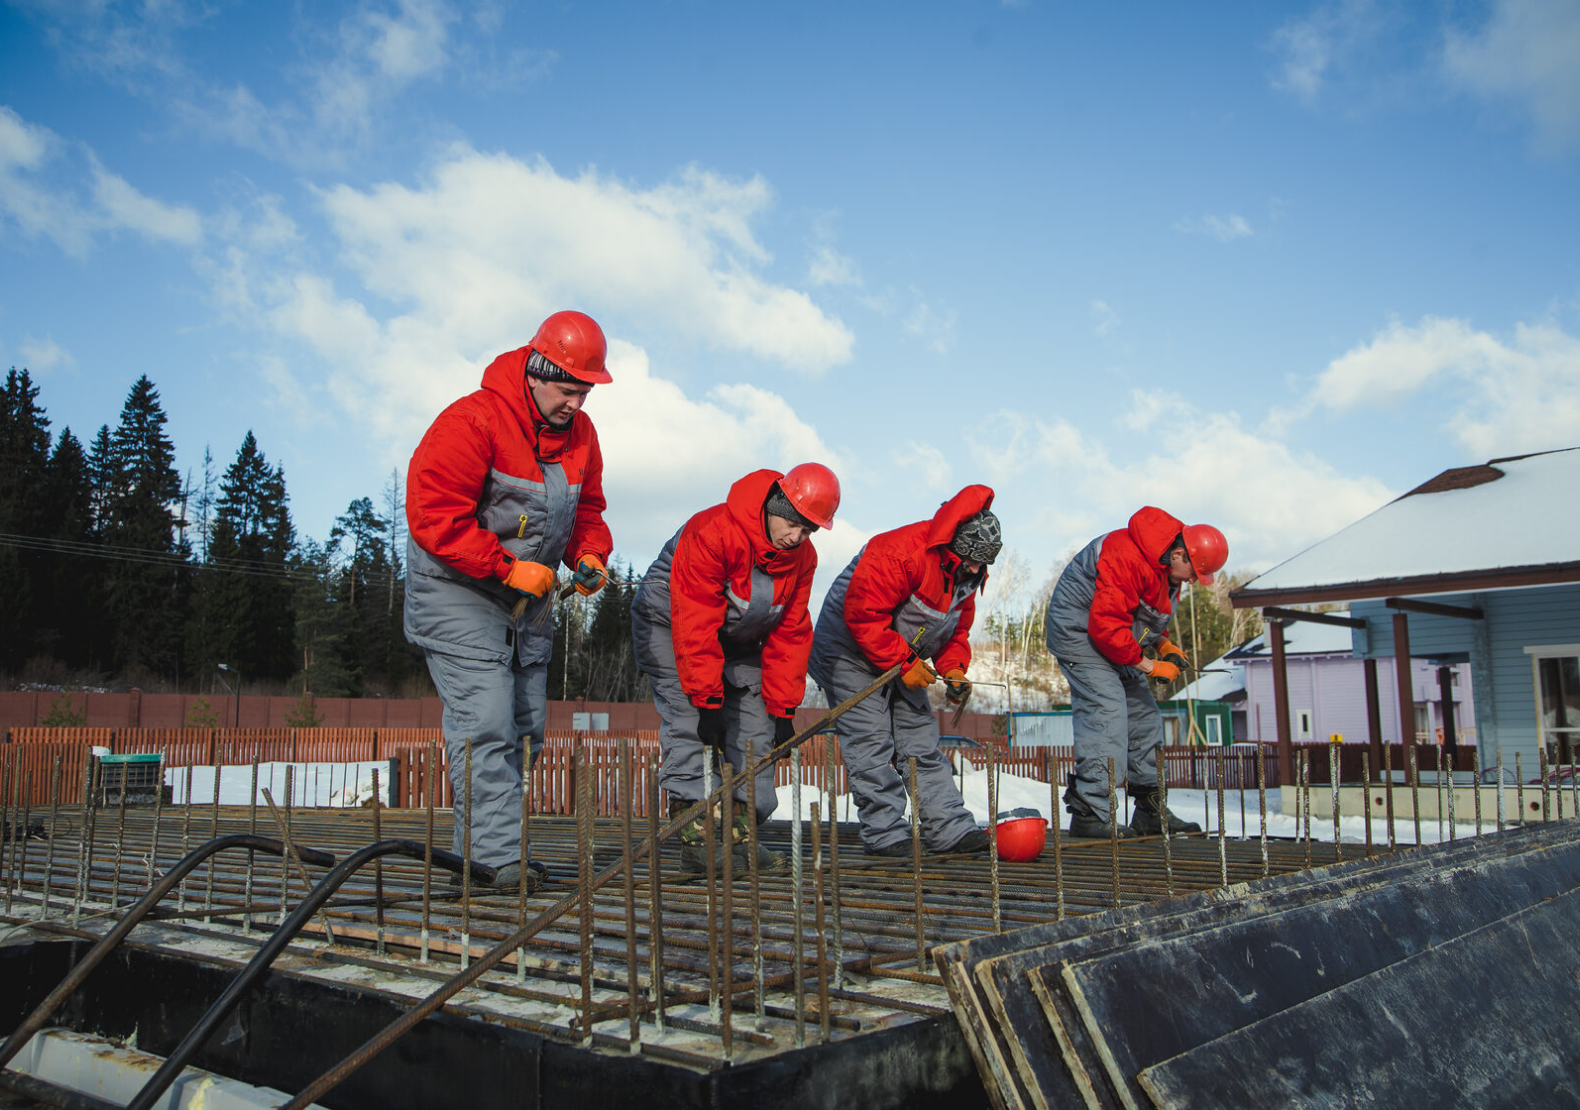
[864,839,913,858]
[1129,789,1202,836]
[1067,810,1141,839]
[938,828,992,854]
[730,813,787,874]
[670,797,711,875]
[451,860,544,894]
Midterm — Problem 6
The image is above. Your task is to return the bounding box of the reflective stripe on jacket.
[631,469,815,717]
[1044,505,1181,667]
[404,346,612,664]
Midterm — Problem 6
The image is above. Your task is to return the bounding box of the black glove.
[696,706,726,752]
[773,716,796,747]
[1162,652,1189,672]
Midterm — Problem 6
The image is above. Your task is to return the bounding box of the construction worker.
[1043,508,1228,838]
[808,487,999,857]
[631,464,839,874]
[405,311,614,893]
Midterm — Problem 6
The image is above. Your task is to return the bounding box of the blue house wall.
[1350,583,1580,766]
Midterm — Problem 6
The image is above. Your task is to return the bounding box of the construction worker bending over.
[808,487,999,857]
[1043,507,1227,838]
[405,311,614,893]
[631,465,840,875]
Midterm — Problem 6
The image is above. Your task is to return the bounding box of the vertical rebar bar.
[462,738,473,971]
[794,747,808,1047]
[244,758,258,932]
[577,744,594,1047]
[261,785,334,945]
[1472,748,1482,838]
[1051,765,1066,920]
[720,759,735,1059]
[1446,747,1457,841]
[987,744,1001,933]
[371,767,385,957]
[1516,752,1525,828]
[1256,743,1268,879]
[1436,758,1445,841]
[646,752,666,1033]
[13,772,33,913]
[1159,766,1174,897]
[518,745,532,986]
[1107,757,1120,910]
[205,752,220,911]
[1330,741,1341,863]
[908,756,926,969]
[1540,744,1550,823]
[1,752,13,908]
[1216,747,1228,886]
[1410,746,1422,846]
[1301,751,1312,868]
[824,735,844,990]
[41,755,60,919]
[422,738,435,963]
[179,763,193,913]
[146,754,163,896]
[621,741,640,1054]
[1497,746,1506,832]
[110,762,129,909]
[812,799,830,1044]
[1361,750,1372,857]
[706,750,720,1022]
[72,754,97,927]
[277,766,293,926]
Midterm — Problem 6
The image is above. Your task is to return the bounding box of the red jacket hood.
[727,469,795,572]
[480,346,585,459]
[1127,506,1184,566]
[925,485,995,550]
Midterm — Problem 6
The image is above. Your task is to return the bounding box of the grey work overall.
[404,464,580,866]
[630,529,782,821]
[1044,534,1174,821]
[808,550,979,852]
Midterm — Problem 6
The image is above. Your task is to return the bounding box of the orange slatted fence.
[115,728,214,768]
[10,728,115,748]
[213,728,292,765]
[1,742,91,808]
[374,728,444,761]
[295,729,376,764]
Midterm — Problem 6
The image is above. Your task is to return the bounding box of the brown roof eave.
[1230,561,1580,609]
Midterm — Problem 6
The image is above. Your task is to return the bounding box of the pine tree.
[0,369,55,669]
[39,428,96,669]
[290,538,358,697]
[101,376,188,678]
[329,496,389,692]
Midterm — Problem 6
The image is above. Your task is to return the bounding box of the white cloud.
[1268,0,1382,105]
[903,292,956,354]
[1443,0,1580,151]
[0,106,202,256]
[18,335,74,373]
[965,393,1396,570]
[892,441,954,494]
[1173,213,1253,241]
[808,244,859,287]
[1311,315,1580,457]
[1090,299,1119,337]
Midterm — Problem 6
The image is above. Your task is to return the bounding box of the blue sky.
[2,0,1577,615]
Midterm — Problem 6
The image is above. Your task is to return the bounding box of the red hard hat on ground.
[995,809,1048,862]
[1182,523,1228,585]
[780,463,841,529]
[528,311,612,384]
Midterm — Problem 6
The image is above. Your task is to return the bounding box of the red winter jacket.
[841,485,993,676]
[1086,506,1181,666]
[669,470,817,718]
[406,347,612,582]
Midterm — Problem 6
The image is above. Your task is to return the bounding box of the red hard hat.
[528,311,612,384]
[1182,523,1228,585]
[995,814,1047,862]
[780,463,841,529]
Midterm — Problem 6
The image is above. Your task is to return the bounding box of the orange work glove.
[1148,659,1182,684]
[572,552,606,597]
[943,667,971,706]
[1155,637,1190,668]
[901,657,938,690]
[502,558,555,599]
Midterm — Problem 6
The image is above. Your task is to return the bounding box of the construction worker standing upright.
[405,311,614,893]
[631,464,839,874]
[809,486,999,857]
[1044,507,1228,838]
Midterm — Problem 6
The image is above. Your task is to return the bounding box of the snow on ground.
[775,763,1487,847]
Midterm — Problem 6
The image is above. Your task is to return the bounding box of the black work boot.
[939,828,992,854]
[730,812,787,874]
[670,797,712,875]
[1129,788,1202,836]
[1065,776,1138,839]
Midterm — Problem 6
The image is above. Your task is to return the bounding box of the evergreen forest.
[0,368,648,702]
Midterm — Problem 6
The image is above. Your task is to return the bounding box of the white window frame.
[1296,709,1313,741]
[1526,644,1580,764]
[1205,715,1224,747]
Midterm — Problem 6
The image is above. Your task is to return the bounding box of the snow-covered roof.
[1226,613,1358,658]
[1235,448,1580,605]
[1171,663,1244,702]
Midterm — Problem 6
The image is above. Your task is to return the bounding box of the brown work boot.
[730,813,787,874]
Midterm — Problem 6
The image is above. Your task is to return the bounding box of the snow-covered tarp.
[166,762,394,808]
